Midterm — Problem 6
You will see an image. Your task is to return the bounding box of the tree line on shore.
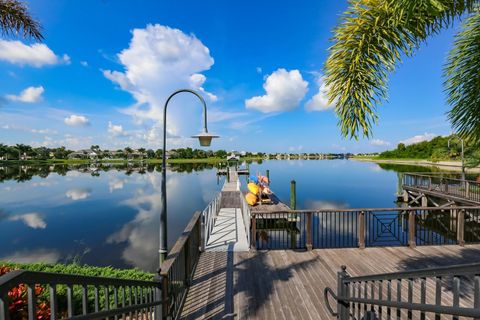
[378,135,480,165]
[0,144,263,161]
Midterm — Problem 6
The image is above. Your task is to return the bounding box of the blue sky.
[0,0,459,153]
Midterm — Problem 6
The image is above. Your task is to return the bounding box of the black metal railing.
[403,173,480,203]
[325,263,480,319]
[0,269,162,320]
[251,207,480,250]
[159,211,202,319]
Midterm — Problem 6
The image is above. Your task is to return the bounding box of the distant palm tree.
[325,0,480,143]
[0,0,43,40]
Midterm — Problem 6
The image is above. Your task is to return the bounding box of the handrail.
[344,261,480,282]
[325,263,480,319]
[404,172,478,184]
[253,206,480,214]
[403,172,480,203]
[160,211,201,274]
[251,206,480,250]
[159,211,202,319]
[0,269,162,320]
[240,192,251,247]
[201,192,221,249]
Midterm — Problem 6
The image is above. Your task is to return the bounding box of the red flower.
[1,265,51,320]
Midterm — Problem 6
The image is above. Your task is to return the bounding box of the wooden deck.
[179,244,480,320]
[403,184,480,206]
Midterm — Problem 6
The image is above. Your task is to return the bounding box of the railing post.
[154,275,163,320]
[466,181,470,198]
[251,213,257,250]
[337,265,350,320]
[358,211,366,249]
[162,275,169,319]
[185,237,191,286]
[429,177,432,191]
[408,210,416,248]
[457,209,465,246]
[306,212,313,250]
[200,212,206,252]
[0,293,10,320]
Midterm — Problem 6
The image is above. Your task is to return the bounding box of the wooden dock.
[403,173,480,206]
[179,244,480,319]
[158,169,480,319]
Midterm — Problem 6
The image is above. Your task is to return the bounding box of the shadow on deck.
[179,244,480,320]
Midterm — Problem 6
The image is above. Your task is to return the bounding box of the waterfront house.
[67,149,99,160]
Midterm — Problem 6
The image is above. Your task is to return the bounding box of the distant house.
[127,150,146,160]
[104,150,123,159]
[68,149,98,160]
[165,151,178,159]
[226,153,240,162]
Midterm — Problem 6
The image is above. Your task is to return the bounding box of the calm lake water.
[0,160,443,272]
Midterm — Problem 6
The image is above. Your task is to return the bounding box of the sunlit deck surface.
[179,244,480,320]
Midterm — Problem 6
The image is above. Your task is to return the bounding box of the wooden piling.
[290,180,296,210]
[266,170,270,183]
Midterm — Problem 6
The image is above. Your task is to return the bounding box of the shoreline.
[0,157,264,165]
[352,157,480,173]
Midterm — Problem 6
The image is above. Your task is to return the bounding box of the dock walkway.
[179,244,480,319]
[205,168,249,252]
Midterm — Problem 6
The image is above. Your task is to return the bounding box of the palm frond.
[324,0,476,139]
[445,9,480,144]
[0,0,43,40]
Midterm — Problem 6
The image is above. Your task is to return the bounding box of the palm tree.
[0,0,43,40]
[324,0,480,143]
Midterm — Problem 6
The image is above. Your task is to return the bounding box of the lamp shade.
[191,132,219,147]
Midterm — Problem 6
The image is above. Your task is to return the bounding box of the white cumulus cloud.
[64,115,90,127]
[400,133,437,145]
[103,24,216,146]
[6,86,44,103]
[245,68,308,113]
[108,121,127,136]
[370,139,391,147]
[0,40,70,67]
[305,75,336,111]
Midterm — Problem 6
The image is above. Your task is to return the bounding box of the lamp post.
[448,136,465,180]
[159,89,219,266]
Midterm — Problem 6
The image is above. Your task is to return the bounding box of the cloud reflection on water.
[65,188,92,200]
[0,248,60,263]
[9,212,47,229]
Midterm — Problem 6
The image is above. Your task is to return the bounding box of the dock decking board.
[179,244,480,320]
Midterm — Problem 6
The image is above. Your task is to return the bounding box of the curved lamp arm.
[162,89,208,168]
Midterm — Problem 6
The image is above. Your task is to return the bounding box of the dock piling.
[290,180,296,210]
[266,169,270,183]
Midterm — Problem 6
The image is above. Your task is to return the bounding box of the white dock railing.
[240,192,251,247]
[201,192,222,249]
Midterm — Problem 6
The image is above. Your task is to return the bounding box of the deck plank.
[179,244,480,319]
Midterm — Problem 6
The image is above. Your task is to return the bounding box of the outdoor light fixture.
[159,89,219,267]
[192,131,220,147]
